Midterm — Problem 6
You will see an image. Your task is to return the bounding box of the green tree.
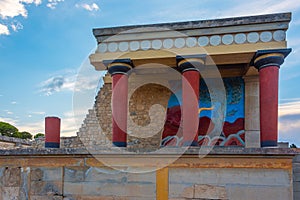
[12,131,32,140]
[0,121,18,137]
[34,133,45,139]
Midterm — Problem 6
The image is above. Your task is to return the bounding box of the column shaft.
[259,66,279,147]
[253,49,291,147]
[177,55,205,146]
[182,70,200,146]
[112,73,128,147]
[106,59,132,147]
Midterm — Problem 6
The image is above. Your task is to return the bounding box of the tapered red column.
[253,49,291,147]
[107,59,133,147]
[177,55,205,146]
[45,117,60,148]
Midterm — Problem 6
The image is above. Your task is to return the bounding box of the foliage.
[290,144,297,148]
[0,121,33,140]
[34,133,45,139]
[12,131,32,140]
[0,121,18,137]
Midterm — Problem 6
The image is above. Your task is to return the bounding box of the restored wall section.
[0,148,295,200]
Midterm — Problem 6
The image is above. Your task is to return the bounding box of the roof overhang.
[90,12,291,78]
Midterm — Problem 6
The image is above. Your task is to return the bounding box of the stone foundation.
[0,147,296,200]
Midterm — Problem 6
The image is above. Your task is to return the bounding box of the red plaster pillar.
[107,59,132,147]
[253,49,291,147]
[112,73,128,147]
[45,117,60,148]
[177,55,205,146]
[182,70,200,146]
[259,66,279,147]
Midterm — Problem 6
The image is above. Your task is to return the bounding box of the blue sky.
[0,0,300,146]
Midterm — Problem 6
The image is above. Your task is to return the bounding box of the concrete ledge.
[0,147,297,156]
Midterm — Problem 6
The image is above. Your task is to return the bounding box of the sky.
[0,0,300,146]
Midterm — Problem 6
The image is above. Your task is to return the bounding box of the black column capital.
[176,54,206,73]
[104,58,133,75]
[252,48,291,71]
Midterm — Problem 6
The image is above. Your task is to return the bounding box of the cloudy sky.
[0,0,299,146]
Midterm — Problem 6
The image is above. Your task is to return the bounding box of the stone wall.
[32,137,84,149]
[293,154,300,200]
[0,135,32,149]
[77,82,171,150]
[0,148,296,200]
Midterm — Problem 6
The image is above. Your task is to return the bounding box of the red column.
[177,55,205,146]
[259,66,279,147]
[253,49,291,147]
[182,70,200,146]
[107,59,132,147]
[45,117,60,148]
[112,73,128,147]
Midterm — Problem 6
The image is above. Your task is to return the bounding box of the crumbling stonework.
[76,81,171,150]
[0,135,32,149]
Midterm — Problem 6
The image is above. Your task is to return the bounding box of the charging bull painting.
[162,77,245,146]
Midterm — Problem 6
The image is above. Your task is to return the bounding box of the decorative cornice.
[252,48,291,70]
[176,54,206,73]
[96,30,287,53]
[104,58,133,75]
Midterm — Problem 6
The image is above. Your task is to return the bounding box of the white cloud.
[29,111,46,115]
[0,23,9,35]
[218,0,300,18]
[278,100,300,146]
[46,0,64,9]
[75,3,99,12]
[11,20,23,32]
[39,68,103,96]
[0,116,18,125]
[6,111,13,115]
[11,101,17,105]
[0,0,41,19]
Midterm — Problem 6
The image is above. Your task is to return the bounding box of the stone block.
[227,186,291,200]
[77,182,156,197]
[180,185,194,198]
[294,182,300,192]
[84,167,126,182]
[245,130,260,148]
[64,167,90,182]
[294,192,300,200]
[293,163,300,172]
[30,181,62,195]
[2,187,20,200]
[2,167,21,187]
[169,183,194,198]
[194,184,227,199]
[31,168,43,181]
[43,168,63,181]
[293,173,300,182]
[293,155,300,163]
[125,171,156,183]
[169,168,291,187]
[31,195,63,200]
[63,182,83,195]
